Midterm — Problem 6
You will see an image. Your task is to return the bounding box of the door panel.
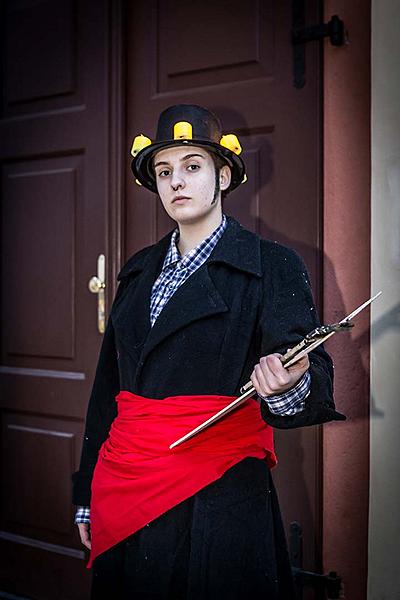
[0,1,117,597]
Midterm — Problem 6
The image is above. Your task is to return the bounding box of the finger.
[250,369,269,397]
[78,524,92,550]
[81,533,92,550]
[254,361,273,395]
[262,355,291,386]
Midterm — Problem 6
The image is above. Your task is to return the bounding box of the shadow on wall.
[212,106,379,579]
[369,301,400,417]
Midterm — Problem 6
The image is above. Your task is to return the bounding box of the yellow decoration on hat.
[131,134,152,157]
[220,134,242,155]
[135,179,142,186]
[242,173,248,184]
[174,121,193,140]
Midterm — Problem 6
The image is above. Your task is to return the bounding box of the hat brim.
[131,139,245,194]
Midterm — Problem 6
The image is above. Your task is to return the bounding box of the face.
[152,145,231,226]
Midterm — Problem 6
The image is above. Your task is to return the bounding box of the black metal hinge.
[292,14,346,47]
[292,567,342,599]
[290,521,343,599]
[291,0,347,88]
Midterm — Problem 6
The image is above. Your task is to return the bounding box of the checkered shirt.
[259,369,310,414]
[75,215,310,524]
[149,214,228,326]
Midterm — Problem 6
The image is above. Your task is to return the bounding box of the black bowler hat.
[130,104,246,193]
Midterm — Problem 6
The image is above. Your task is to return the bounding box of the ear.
[219,165,231,191]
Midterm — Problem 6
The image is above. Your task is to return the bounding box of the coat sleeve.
[71,282,126,506]
[258,244,346,429]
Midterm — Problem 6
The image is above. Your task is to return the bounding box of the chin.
[172,213,201,226]
[174,210,212,226]
[168,203,198,218]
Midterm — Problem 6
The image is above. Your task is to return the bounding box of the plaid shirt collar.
[117,215,263,282]
[162,214,227,270]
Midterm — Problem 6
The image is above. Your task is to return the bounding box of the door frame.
[322,1,371,598]
[107,0,126,301]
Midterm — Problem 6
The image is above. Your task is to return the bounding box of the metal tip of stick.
[341,291,383,323]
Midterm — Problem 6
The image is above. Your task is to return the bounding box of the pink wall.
[323,1,371,598]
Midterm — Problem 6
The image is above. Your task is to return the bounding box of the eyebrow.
[153,153,206,169]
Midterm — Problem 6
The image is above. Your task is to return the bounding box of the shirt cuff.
[75,506,91,524]
[258,370,311,415]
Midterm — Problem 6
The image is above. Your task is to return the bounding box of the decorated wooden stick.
[169,292,382,449]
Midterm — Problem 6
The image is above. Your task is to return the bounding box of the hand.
[77,523,92,550]
[250,353,310,397]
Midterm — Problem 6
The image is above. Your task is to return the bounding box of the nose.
[170,169,185,191]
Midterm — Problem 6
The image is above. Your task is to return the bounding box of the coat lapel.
[139,264,229,365]
[206,216,262,278]
[115,234,171,348]
[117,216,262,373]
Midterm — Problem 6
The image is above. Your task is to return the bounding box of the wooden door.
[0,1,324,598]
[0,1,122,598]
[125,0,323,596]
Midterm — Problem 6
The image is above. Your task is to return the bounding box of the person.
[72,104,345,599]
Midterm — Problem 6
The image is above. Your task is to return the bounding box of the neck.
[177,210,223,256]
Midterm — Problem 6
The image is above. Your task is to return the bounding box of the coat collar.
[117,216,262,281]
[207,216,262,277]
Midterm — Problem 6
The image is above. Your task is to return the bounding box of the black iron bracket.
[292,14,346,47]
[290,521,343,599]
[292,567,342,599]
[291,0,347,88]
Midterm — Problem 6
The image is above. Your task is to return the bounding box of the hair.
[210,152,231,204]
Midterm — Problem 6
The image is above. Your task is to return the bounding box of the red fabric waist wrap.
[88,390,276,568]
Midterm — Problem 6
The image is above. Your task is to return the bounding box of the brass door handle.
[88,254,106,333]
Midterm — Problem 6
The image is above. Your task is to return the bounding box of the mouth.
[172,196,190,203]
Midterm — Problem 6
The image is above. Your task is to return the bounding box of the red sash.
[88,390,276,568]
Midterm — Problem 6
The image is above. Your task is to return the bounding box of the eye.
[187,164,200,172]
[157,169,171,178]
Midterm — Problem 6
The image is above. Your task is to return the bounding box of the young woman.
[73,105,345,599]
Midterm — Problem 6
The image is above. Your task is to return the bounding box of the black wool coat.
[72,216,345,598]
